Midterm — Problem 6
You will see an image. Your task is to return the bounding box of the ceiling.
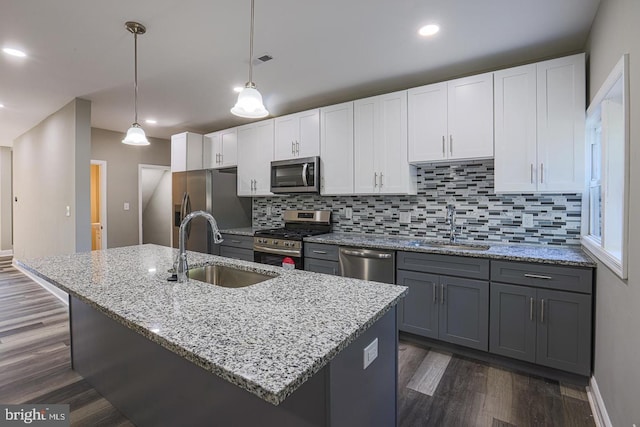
[0,0,600,146]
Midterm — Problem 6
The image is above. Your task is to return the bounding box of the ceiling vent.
[253,54,273,66]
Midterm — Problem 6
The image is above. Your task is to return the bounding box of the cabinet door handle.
[296,141,300,155]
[442,136,446,157]
[530,164,534,184]
[291,141,294,155]
[530,297,534,321]
[440,284,444,305]
[433,284,437,303]
[312,250,327,254]
[540,299,545,323]
[540,163,544,184]
[524,273,552,280]
[374,172,378,187]
[380,172,383,187]
[220,153,223,164]
[449,135,453,155]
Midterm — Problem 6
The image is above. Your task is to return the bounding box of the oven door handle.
[301,163,309,187]
[253,245,302,256]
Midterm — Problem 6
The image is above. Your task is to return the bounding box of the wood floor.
[0,255,595,426]
[0,256,133,426]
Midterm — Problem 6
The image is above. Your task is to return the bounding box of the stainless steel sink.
[409,241,490,251]
[187,265,275,288]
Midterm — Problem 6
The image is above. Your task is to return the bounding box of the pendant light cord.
[248,0,255,84]
[134,31,139,124]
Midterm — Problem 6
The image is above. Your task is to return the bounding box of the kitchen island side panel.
[69,296,327,427]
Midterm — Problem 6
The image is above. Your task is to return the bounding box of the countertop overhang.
[17,244,407,405]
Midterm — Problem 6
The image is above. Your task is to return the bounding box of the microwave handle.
[302,163,309,187]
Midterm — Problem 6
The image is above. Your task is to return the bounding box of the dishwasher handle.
[340,249,393,259]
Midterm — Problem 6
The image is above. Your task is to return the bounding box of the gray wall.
[585,0,640,425]
[91,128,170,248]
[0,147,12,251]
[12,98,92,259]
[142,170,172,246]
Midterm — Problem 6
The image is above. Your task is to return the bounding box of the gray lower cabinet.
[397,252,490,352]
[218,233,254,262]
[304,243,339,276]
[490,261,593,376]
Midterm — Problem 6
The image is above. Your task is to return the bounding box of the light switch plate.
[363,338,378,369]
[399,212,411,224]
[124,202,130,211]
[522,213,534,228]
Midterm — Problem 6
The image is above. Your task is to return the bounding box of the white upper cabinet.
[171,132,203,172]
[494,53,585,193]
[237,120,274,197]
[408,73,494,163]
[204,128,238,169]
[274,109,320,161]
[354,91,416,195]
[320,102,354,195]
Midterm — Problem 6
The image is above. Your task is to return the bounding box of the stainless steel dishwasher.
[338,247,395,284]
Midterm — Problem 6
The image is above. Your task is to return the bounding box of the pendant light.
[122,21,150,146]
[231,0,269,118]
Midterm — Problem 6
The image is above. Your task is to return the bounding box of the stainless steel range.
[253,210,331,269]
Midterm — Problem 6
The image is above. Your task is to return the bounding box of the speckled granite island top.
[17,244,407,405]
[305,233,596,268]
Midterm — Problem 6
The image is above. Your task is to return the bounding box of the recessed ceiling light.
[145,119,157,124]
[418,24,440,37]
[0,103,4,108]
[2,47,27,57]
[233,86,244,93]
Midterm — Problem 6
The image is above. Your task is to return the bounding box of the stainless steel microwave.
[270,156,320,194]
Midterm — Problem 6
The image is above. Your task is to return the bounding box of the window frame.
[581,54,629,279]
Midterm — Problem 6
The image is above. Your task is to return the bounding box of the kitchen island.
[17,244,407,427]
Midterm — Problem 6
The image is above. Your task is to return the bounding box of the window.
[582,54,629,279]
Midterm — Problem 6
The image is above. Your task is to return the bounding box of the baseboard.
[0,249,13,257]
[13,262,69,306]
[587,376,613,427]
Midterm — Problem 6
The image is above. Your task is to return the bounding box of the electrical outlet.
[266,206,272,216]
[345,207,353,220]
[522,213,534,228]
[399,211,411,224]
[363,338,378,369]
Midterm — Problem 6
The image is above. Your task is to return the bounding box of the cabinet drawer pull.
[530,297,534,321]
[230,240,241,244]
[312,250,327,254]
[524,273,553,280]
[440,284,444,305]
[540,299,545,323]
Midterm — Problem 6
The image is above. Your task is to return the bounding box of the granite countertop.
[17,244,406,405]
[305,233,596,268]
[219,227,263,236]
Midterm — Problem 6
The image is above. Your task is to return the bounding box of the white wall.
[585,0,640,425]
[142,170,172,246]
[91,128,170,248]
[12,98,91,259]
[0,147,12,251]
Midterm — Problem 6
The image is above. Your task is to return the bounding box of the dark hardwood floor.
[0,256,133,426]
[0,255,595,426]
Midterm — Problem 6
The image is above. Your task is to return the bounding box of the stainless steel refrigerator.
[172,169,252,253]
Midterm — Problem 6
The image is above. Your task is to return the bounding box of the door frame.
[90,160,108,249]
[138,164,172,245]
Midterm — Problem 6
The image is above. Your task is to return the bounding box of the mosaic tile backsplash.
[252,160,582,246]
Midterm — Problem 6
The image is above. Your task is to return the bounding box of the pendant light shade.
[231,0,269,118]
[122,21,150,146]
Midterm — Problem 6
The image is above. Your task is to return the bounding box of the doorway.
[138,165,172,246]
[90,160,107,250]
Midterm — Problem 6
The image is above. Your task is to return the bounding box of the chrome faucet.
[445,204,456,243]
[175,210,223,283]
